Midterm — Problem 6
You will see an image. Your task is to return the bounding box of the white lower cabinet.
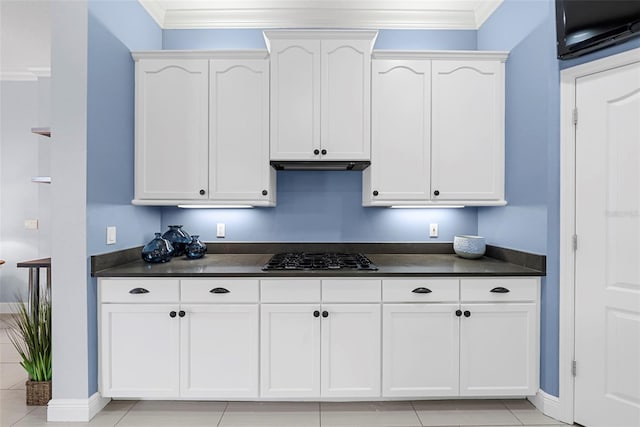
[180,304,259,398]
[101,304,180,398]
[99,279,259,399]
[99,276,539,400]
[260,279,381,398]
[260,303,381,399]
[381,277,540,398]
[382,304,460,397]
[459,303,538,396]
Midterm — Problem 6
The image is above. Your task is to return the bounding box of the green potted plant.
[7,296,52,405]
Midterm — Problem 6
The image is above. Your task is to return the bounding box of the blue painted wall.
[86,0,162,395]
[162,172,478,242]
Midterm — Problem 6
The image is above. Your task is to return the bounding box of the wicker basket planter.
[26,380,51,406]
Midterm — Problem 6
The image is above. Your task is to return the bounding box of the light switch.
[216,223,225,238]
[429,223,438,238]
[106,226,117,245]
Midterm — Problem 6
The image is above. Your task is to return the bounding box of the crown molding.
[137,0,504,30]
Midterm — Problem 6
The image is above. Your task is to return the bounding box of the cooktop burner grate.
[262,252,378,271]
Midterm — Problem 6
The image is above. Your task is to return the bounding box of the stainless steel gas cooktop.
[262,252,378,271]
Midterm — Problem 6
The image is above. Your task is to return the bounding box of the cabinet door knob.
[178,310,186,318]
[463,310,471,318]
[321,149,327,155]
[314,149,320,155]
[199,189,206,195]
[373,190,379,196]
[412,287,432,294]
[169,311,177,318]
[456,309,462,317]
[129,287,149,294]
[210,287,230,294]
[313,310,320,318]
[322,310,329,318]
[262,190,268,196]
[433,190,440,196]
[490,287,510,293]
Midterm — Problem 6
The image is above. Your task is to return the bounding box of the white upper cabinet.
[134,59,209,202]
[266,31,377,161]
[132,51,275,207]
[431,60,505,202]
[364,60,432,202]
[209,59,274,204]
[363,51,508,207]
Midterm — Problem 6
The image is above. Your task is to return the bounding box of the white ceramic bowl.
[453,235,486,259]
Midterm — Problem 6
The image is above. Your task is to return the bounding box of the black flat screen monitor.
[556,0,640,59]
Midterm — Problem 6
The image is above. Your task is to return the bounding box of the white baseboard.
[47,392,111,422]
[0,303,19,314]
[528,389,564,423]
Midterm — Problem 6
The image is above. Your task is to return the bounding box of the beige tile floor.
[1,314,572,427]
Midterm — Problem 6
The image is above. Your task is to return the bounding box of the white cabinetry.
[266,31,377,161]
[260,279,381,398]
[132,52,274,207]
[99,278,259,399]
[381,277,539,398]
[364,51,508,207]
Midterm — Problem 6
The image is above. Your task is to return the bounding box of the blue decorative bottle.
[141,233,174,263]
[185,235,207,259]
[162,225,191,257]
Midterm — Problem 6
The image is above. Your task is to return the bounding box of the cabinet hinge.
[572,234,578,251]
[572,360,577,377]
[573,108,578,125]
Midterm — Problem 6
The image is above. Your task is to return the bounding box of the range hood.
[270,160,371,171]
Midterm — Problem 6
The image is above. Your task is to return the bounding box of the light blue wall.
[162,172,478,242]
[160,29,479,245]
[86,0,162,395]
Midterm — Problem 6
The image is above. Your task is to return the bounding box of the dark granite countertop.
[92,244,545,278]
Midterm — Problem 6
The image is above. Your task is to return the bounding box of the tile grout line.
[114,399,141,426]
[216,401,229,427]
[8,403,39,427]
[409,400,424,427]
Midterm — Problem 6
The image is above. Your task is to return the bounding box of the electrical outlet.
[216,223,225,238]
[24,219,39,230]
[429,223,438,238]
[106,226,117,245]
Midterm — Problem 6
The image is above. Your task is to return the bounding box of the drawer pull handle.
[490,287,510,293]
[322,311,329,318]
[412,287,432,294]
[178,310,186,318]
[455,309,462,317]
[313,310,320,318]
[210,287,230,294]
[129,288,150,294]
[464,310,471,317]
[169,311,177,318]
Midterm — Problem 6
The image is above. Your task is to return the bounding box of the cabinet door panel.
[209,59,272,202]
[459,303,538,396]
[100,304,179,398]
[321,40,371,160]
[260,304,321,398]
[180,304,259,398]
[321,304,381,397]
[135,59,209,200]
[431,60,504,201]
[270,41,321,160]
[382,304,459,397]
[366,60,431,203]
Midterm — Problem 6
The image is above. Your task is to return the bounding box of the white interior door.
[574,60,640,427]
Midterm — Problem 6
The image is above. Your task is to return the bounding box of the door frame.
[559,47,640,425]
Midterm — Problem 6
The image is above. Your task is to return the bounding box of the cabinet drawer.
[181,279,259,303]
[261,279,321,303]
[99,279,179,303]
[322,279,381,303]
[460,278,538,302]
[383,279,459,302]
